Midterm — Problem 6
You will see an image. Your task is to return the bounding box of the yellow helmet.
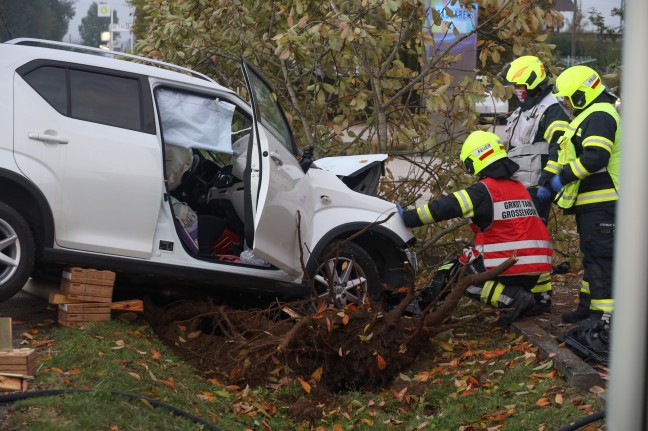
[553,65,605,109]
[460,131,508,176]
[502,55,547,90]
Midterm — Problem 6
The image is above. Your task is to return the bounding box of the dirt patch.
[143,267,588,395]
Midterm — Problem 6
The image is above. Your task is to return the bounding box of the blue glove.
[537,186,551,203]
[396,204,404,216]
[550,175,563,192]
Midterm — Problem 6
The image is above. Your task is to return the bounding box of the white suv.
[0,39,415,304]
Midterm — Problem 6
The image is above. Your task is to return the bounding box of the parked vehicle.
[0,39,416,305]
[475,75,510,124]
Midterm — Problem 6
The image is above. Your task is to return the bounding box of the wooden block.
[0,364,36,375]
[48,292,85,305]
[0,376,22,391]
[62,267,116,287]
[110,300,144,312]
[58,310,111,324]
[59,281,113,303]
[59,303,111,314]
[0,349,36,366]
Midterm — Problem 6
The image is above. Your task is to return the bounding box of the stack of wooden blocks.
[56,266,116,326]
[0,348,36,391]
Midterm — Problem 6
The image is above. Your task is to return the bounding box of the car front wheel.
[0,202,35,302]
[311,241,379,307]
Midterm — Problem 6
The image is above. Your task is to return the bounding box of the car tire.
[310,241,380,307]
[0,202,35,302]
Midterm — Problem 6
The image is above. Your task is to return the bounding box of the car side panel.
[13,74,163,258]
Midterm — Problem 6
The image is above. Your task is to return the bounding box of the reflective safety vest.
[505,94,558,188]
[555,103,621,209]
[472,178,553,276]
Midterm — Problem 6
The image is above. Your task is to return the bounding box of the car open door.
[241,60,314,278]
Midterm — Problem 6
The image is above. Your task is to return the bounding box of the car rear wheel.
[0,202,35,302]
[311,241,379,307]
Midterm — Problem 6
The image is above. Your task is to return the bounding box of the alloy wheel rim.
[314,256,368,306]
[0,218,20,285]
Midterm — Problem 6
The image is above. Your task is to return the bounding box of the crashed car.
[0,38,416,305]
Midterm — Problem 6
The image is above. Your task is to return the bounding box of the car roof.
[1,38,235,95]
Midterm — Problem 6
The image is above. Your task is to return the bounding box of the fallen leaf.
[342,315,350,325]
[311,367,323,382]
[555,394,564,405]
[589,386,606,394]
[187,330,201,339]
[535,398,551,407]
[377,354,387,370]
[128,371,141,381]
[297,378,311,393]
[151,349,162,360]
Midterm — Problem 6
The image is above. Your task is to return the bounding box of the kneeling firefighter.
[398,131,554,325]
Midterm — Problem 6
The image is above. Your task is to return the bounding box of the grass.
[4,308,605,430]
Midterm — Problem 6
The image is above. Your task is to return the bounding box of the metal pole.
[109,8,113,51]
[571,0,578,59]
[607,0,648,429]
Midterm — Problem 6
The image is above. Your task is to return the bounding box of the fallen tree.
[145,258,515,391]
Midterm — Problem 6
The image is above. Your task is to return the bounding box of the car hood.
[313,154,387,196]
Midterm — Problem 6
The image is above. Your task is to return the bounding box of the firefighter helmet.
[502,55,548,90]
[460,131,508,176]
[553,65,606,109]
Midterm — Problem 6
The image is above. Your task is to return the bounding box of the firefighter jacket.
[505,91,570,189]
[555,100,620,212]
[401,170,553,276]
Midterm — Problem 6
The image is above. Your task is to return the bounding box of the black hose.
[0,389,220,431]
[554,410,605,431]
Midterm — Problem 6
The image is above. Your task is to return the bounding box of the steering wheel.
[182,154,201,185]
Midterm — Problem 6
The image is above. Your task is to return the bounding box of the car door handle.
[28,132,69,145]
[269,151,283,166]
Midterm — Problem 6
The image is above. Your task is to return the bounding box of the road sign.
[98,3,111,18]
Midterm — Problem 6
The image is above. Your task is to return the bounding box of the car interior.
[156,87,269,267]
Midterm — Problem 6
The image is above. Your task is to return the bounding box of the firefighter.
[500,56,571,315]
[398,131,553,325]
[550,66,620,336]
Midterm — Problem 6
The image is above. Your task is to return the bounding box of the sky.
[64,0,134,43]
[564,0,624,30]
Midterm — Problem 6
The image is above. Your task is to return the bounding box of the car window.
[22,66,67,114]
[22,65,144,132]
[245,70,296,155]
[69,69,142,131]
[155,88,237,154]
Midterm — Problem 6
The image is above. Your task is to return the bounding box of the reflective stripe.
[484,255,553,267]
[581,280,590,294]
[531,272,552,293]
[569,159,590,179]
[543,120,570,142]
[453,190,474,218]
[417,206,434,224]
[591,298,614,313]
[583,136,614,153]
[544,160,561,174]
[575,188,619,205]
[482,239,552,253]
[438,262,455,271]
[481,280,506,307]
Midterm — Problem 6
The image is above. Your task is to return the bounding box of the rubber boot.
[524,291,552,317]
[561,305,590,323]
[497,289,536,326]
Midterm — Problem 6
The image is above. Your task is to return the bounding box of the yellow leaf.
[377,354,387,371]
[555,394,564,405]
[298,378,311,393]
[311,367,323,382]
[589,386,606,394]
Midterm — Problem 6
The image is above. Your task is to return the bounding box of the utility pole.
[571,0,578,62]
